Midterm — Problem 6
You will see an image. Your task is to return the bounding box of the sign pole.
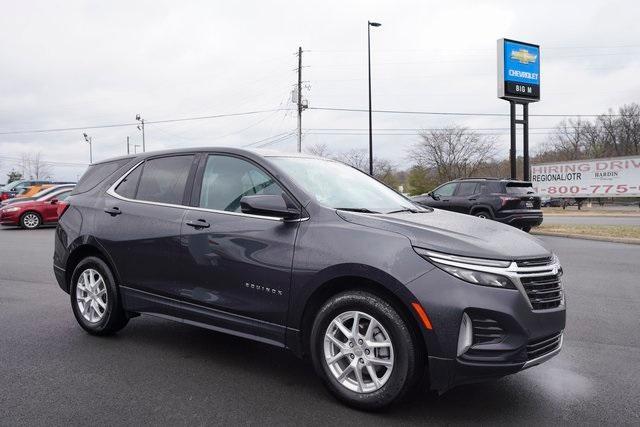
[523,103,530,180]
[510,101,517,179]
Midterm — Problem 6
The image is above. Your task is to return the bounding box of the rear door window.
[135,155,194,205]
[456,182,478,196]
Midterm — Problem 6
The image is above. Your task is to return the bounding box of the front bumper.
[0,210,20,225]
[405,264,566,392]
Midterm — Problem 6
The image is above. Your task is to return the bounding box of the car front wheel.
[310,290,420,410]
[20,212,41,229]
[69,256,129,335]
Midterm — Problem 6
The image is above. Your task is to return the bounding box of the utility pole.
[83,133,93,164]
[297,46,303,153]
[367,21,381,176]
[126,136,130,155]
[136,114,145,152]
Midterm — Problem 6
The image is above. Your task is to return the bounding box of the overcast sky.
[1,0,639,181]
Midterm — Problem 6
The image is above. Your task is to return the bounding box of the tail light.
[499,196,519,207]
[0,193,9,201]
[57,201,70,218]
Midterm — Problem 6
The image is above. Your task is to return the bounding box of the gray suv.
[54,148,565,410]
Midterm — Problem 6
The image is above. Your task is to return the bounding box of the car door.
[176,153,300,345]
[95,154,198,312]
[449,181,479,214]
[42,190,72,222]
[425,182,457,210]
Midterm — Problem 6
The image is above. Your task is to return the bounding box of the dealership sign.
[531,156,640,197]
[497,38,540,102]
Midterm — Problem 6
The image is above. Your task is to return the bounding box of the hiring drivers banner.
[531,156,640,197]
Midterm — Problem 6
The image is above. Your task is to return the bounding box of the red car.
[0,188,72,229]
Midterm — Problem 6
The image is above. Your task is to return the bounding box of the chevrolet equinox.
[54,148,566,410]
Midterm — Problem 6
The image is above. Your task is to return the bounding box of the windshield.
[1,181,21,191]
[270,157,417,214]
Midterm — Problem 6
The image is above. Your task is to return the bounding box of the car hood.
[1,200,34,208]
[336,208,551,261]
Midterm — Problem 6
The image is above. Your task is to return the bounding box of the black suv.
[412,178,543,232]
[54,149,565,410]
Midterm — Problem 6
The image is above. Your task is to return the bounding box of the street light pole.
[136,114,145,152]
[83,133,93,164]
[367,21,381,176]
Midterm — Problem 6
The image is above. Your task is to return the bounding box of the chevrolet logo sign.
[511,48,537,65]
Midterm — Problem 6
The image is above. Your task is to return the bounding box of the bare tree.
[410,126,497,182]
[540,103,640,161]
[546,118,589,160]
[18,152,53,180]
[336,149,400,187]
[304,143,332,158]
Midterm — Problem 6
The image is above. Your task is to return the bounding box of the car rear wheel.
[474,210,491,219]
[310,290,419,410]
[20,212,41,229]
[69,256,129,335]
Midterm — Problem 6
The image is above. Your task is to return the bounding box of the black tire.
[69,256,129,335]
[20,211,41,229]
[521,225,532,233]
[474,210,491,219]
[310,290,420,411]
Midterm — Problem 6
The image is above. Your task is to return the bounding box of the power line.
[0,108,292,136]
[305,131,564,136]
[242,131,296,148]
[0,155,88,167]
[308,106,623,118]
[306,127,560,131]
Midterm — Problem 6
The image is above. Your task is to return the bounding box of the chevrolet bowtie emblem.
[511,48,537,65]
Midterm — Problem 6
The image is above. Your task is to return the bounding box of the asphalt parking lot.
[1,227,639,425]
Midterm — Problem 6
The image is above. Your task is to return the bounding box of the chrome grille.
[527,332,562,360]
[521,274,563,310]
[516,257,552,268]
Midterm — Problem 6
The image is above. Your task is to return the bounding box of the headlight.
[432,262,515,288]
[414,247,516,289]
[3,207,21,213]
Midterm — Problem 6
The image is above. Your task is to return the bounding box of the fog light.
[457,313,473,357]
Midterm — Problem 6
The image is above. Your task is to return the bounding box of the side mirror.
[240,194,301,219]
[50,198,58,205]
[429,192,440,200]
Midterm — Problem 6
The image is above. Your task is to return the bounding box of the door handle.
[104,207,121,216]
[185,219,210,229]
[469,198,477,201]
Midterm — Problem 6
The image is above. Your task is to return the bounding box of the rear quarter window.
[72,159,132,195]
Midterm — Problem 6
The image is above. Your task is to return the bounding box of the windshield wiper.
[386,207,422,214]
[335,207,380,214]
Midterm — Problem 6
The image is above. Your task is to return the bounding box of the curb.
[531,230,640,245]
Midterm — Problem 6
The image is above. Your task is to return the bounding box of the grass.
[542,207,640,217]
[534,224,640,240]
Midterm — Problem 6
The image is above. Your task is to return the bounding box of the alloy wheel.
[75,269,108,323]
[22,213,40,228]
[323,311,394,393]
